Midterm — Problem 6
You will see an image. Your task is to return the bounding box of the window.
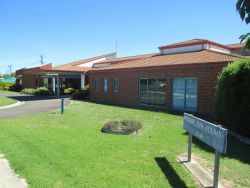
[103,79,108,92]
[113,78,118,93]
[139,78,166,106]
[94,78,98,92]
[172,78,197,111]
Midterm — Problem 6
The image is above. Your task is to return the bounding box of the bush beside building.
[215,58,250,137]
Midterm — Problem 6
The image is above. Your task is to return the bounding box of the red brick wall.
[89,62,229,118]
[22,74,41,89]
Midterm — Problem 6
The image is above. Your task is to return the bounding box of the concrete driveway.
[0,92,71,119]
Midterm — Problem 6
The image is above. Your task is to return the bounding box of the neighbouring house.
[16,39,247,118]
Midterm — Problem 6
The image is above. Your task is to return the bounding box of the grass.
[0,95,16,107]
[0,101,249,187]
[0,90,16,94]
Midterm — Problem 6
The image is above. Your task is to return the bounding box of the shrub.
[21,87,51,96]
[215,58,250,137]
[0,82,13,91]
[33,87,50,96]
[21,88,36,95]
[72,85,89,100]
[101,120,142,135]
[64,88,75,95]
[9,84,22,92]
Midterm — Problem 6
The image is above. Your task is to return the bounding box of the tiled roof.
[159,39,230,50]
[55,53,116,70]
[53,52,116,72]
[52,66,90,72]
[226,43,244,49]
[93,53,156,65]
[91,50,240,72]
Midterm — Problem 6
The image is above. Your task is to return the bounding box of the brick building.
[88,39,243,118]
[16,39,247,118]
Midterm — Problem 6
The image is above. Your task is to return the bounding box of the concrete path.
[0,154,27,188]
[0,92,71,119]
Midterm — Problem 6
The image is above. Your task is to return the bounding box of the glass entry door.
[172,78,197,111]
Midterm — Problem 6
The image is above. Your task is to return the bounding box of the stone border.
[101,129,139,135]
[0,101,25,110]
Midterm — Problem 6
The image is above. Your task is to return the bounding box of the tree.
[237,0,250,48]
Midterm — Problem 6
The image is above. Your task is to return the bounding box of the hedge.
[21,87,51,96]
[215,58,250,137]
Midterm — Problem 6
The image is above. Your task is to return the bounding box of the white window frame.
[113,78,119,93]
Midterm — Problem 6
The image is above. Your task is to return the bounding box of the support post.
[81,73,85,89]
[57,75,60,96]
[52,77,56,94]
[213,150,221,188]
[188,133,192,162]
[61,98,64,114]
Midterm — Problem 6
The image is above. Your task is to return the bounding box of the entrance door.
[172,78,197,111]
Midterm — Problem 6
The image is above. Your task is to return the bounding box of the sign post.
[184,113,227,188]
[61,98,64,114]
[188,133,192,162]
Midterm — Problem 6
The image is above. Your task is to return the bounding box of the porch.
[29,70,87,96]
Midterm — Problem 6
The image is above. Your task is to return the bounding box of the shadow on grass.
[183,132,250,165]
[155,157,188,188]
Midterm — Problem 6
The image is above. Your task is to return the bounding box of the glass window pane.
[140,79,147,91]
[185,79,197,111]
[140,79,148,104]
[155,79,166,106]
[173,78,185,109]
[103,79,108,92]
[94,79,98,91]
[139,78,166,106]
[113,79,118,92]
[148,79,156,105]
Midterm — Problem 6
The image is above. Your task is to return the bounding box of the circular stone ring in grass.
[101,120,142,135]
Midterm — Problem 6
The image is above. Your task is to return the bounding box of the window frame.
[94,78,98,92]
[113,78,119,93]
[103,78,108,92]
[139,77,166,107]
[172,77,198,112]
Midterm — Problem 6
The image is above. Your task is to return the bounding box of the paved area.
[0,92,71,119]
[0,154,27,188]
[178,155,223,188]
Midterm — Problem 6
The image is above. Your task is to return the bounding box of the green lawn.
[0,101,249,187]
[0,90,16,94]
[0,95,16,107]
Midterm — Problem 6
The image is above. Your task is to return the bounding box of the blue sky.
[0,0,248,74]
